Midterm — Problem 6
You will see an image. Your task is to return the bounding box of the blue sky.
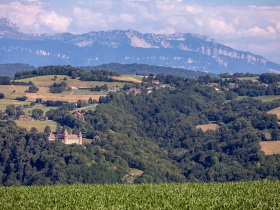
[0,0,280,63]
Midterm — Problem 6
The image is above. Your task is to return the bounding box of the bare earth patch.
[268,107,280,119]
[196,121,220,132]
[260,141,280,155]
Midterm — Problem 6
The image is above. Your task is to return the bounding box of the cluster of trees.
[0,76,11,85]
[0,120,127,186]
[81,63,218,79]
[49,81,68,93]
[28,86,39,93]
[5,105,25,117]
[80,70,121,82]
[15,96,28,101]
[259,73,280,84]
[91,84,108,91]
[14,65,85,80]
[0,93,4,99]
[219,72,259,78]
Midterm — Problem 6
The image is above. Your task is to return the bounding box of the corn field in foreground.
[0,181,280,209]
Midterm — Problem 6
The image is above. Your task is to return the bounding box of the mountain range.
[1,17,280,74]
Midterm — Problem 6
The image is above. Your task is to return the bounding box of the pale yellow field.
[15,75,127,88]
[196,122,220,132]
[268,107,280,119]
[112,76,142,83]
[260,141,280,155]
[0,85,29,94]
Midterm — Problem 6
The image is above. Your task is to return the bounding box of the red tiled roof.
[19,115,30,118]
[79,84,87,86]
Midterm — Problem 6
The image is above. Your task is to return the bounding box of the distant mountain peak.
[0,17,21,33]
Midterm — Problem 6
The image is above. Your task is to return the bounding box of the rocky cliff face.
[0,18,279,74]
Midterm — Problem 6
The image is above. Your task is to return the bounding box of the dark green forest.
[0,63,35,77]
[1,73,280,186]
[80,63,218,78]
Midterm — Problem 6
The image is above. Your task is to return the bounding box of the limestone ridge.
[0,17,279,74]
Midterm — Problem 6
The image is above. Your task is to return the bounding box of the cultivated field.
[9,75,130,102]
[196,122,220,131]
[16,120,57,132]
[15,75,127,88]
[112,75,143,83]
[0,181,279,209]
[267,106,280,119]
[260,141,280,155]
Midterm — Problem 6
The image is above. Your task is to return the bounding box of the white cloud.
[38,11,73,32]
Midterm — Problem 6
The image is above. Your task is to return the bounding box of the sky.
[0,0,280,64]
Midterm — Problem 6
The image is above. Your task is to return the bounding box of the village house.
[18,115,31,121]
[78,84,88,89]
[128,87,142,94]
[214,87,219,91]
[108,87,120,92]
[47,130,82,145]
[160,85,166,88]
[231,84,238,88]
[69,85,77,89]
[40,116,48,121]
[73,112,85,119]
[82,99,88,103]
[152,80,160,84]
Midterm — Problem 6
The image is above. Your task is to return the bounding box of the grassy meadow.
[15,120,57,132]
[0,181,279,209]
[237,76,259,81]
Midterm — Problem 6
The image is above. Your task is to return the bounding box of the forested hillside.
[80,63,218,78]
[1,75,280,185]
[0,63,35,77]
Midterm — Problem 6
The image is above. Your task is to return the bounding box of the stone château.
[47,130,82,145]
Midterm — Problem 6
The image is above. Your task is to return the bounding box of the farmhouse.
[40,116,48,121]
[79,84,88,89]
[108,87,120,92]
[73,112,85,119]
[152,80,159,84]
[128,88,142,94]
[18,115,31,121]
[69,85,77,89]
[47,130,82,145]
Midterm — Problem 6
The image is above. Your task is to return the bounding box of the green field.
[0,99,31,112]
[16,120,57,132]
[237,76,259,81]
[0,181,279,209]
[226,95,280,103]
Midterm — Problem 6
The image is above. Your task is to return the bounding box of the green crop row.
[0,180,280,209]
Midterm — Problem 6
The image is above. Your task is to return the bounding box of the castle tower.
[64,129,69,144]
[78,132,82,145]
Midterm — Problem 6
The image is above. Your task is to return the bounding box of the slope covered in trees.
[1,77,280,185]
[80,63,218,78]
[0,63,35,77]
